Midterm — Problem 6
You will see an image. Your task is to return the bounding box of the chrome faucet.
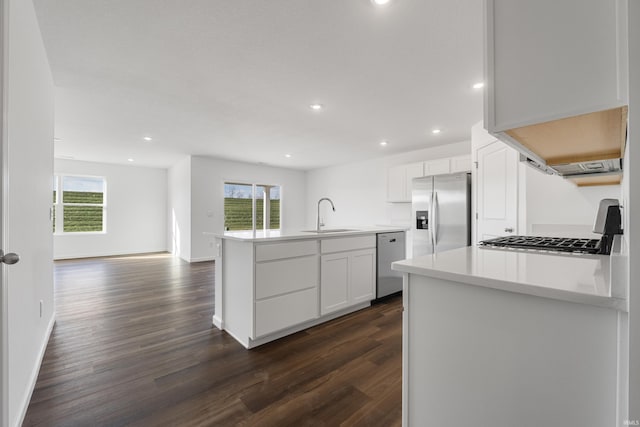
[316,197,336,232]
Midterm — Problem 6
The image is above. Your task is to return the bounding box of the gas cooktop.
[479,235,601,254]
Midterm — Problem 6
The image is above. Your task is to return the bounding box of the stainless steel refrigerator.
[412,172,471,257]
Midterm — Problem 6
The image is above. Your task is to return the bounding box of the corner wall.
[53,159,168,259]
[168,156,192,262]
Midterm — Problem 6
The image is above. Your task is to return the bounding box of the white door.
[476,141,519,242]
[1,0,55,425]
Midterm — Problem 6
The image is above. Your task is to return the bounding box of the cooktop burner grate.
[480,235,601,254]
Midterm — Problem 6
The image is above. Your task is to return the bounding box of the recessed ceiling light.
[127,158,134,162]
[309,103,324,111]
[285,154,292,158]
[472,82,485,89]
[143,136,152,141]
[371,0,392,5]
[380,140,388,146]
[432,129,442,135]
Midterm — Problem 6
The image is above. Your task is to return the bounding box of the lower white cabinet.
[253,244,319,339]
[320,238,376,316]
[220,233,378,348]
[254,287,318,337]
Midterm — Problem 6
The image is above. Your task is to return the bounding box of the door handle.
[504,227,514,233]
[0,250,19,265]
[433,191,439,245]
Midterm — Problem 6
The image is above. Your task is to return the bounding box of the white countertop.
[207,226,407,242]
[392,244,627,311]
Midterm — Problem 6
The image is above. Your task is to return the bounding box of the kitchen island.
[211,227,405,349]
[392,240,628,427]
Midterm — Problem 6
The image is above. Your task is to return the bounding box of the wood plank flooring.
[23,253,402,426]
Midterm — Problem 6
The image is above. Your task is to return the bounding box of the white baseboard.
[53,249,170,261]
[15,312,55,427]
[212,314,223,329]
[189,256,215,263]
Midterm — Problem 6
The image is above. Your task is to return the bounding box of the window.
[224,182,280,231]
[53,175,106,233]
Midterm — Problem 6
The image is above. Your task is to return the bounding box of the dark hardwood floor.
[23,253,402,426]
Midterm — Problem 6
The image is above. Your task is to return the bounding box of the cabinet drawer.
[255,240,317,262]
[255,255,318,299]
[321,235,376,254]
[254,288,318,338]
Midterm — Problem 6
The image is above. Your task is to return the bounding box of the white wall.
[5,0,55,425]
[53,159,168,259]
[168,156,191,262]
[306,141,472,229]
[168,156,307,262]
[523,167,621,237]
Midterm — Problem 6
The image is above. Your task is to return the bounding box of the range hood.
[494,106,628,186]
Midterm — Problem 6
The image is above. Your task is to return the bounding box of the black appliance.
[480,199,622,255]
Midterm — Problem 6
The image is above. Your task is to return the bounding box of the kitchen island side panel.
[221,239,254,347]
[404,274,618,427]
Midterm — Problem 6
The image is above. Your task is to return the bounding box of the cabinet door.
[450,155,472,173]
[387,165,406,202]
[350,249,376,304]
[486,0,627,132]
[424,159,450,176]
[404,162,425,200]
[320,253,350,315]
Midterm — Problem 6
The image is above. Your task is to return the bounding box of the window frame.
[53,174,107,235]
[223,181,281,232]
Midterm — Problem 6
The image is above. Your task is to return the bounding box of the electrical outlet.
[39,300,43,318]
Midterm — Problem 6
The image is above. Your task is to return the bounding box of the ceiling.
[33,0,484,170]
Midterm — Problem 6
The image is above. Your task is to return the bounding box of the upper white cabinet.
[387,162,424,202]
[387,155,471,202]
[450,155,472,174]
[423,158,450,176]
[485,0,627,133]
[484,0,628,186]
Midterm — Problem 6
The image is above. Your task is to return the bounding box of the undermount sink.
[301,228,358,233]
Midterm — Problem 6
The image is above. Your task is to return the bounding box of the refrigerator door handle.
[433,191,439,246]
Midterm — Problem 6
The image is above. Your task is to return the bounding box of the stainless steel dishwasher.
[376,231,406,298]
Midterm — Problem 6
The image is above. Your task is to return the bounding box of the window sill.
[54,231,107,236]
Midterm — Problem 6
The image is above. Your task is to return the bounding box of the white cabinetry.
[387,155,471,202]
[484,0,627,187]
[423,158,450,176]
[387,162,423,202]
[450,155,472,173]
[320,236,376,316]
[220,232,381,349]
[254,240,319,338]
[485,0,627,133]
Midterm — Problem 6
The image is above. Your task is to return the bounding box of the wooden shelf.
[505,106,628,166]
[567,174,622,187]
